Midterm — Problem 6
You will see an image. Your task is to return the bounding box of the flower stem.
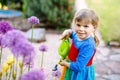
[0,47,3,64]
[31,24,34,43]
[28,64,30,72]
[28,24,34,71]
[20,63,23,75]
[6,72,8,80]
[41,52,44,68]
[28,54,31,72]
[19,60,23,76]
[11,62,16,80]
[8,65,12,80]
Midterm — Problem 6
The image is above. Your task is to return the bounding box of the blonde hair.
[71,8,99,46]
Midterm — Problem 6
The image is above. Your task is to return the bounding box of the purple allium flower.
[10,37,35,64]
[39,44,48,68]
[23,52,35,68]
[1,30,26,48]
[28,16,40,24]
[12,40,35,57]
[52,70,61,78]
[39,44,48,52]
[0,20,14,34]
[19,69,46,80]
[1,30,36,60]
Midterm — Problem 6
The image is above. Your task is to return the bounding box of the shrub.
[0,0,7,9]
[22,0,74,29]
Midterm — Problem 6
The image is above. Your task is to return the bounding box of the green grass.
[86,0,120,43]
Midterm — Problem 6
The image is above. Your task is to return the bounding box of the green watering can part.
[58,39,70,59]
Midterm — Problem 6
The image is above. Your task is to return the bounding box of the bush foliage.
[22,0,74,29]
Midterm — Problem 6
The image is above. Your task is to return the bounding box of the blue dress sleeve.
[70,30,76,39]
[70,44,95,72]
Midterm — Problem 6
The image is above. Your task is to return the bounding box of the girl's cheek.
[74,27,78,31]
[74,29,77,33]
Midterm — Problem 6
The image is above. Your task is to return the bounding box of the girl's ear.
[92,27,96,35]
[93,25,97,31]
[93,28,96,32]
[95,24,99,29]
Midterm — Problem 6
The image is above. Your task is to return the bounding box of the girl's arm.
[59,44,95,71]
[70,44,95,72]
[60,29,72,39]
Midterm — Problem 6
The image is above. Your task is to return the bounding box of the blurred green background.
[0,0,74,29]
[86,0,120,44]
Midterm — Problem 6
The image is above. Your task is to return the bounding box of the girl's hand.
[59,59,70,68]
[60,29,72,40]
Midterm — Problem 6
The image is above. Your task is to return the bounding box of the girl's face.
[74,21,95,40]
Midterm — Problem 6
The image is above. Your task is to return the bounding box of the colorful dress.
[59,31,96,80]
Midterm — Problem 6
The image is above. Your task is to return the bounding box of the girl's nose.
[79,26,84,30]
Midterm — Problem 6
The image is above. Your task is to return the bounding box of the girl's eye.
[76,24,80,26]
[84,25,89,28]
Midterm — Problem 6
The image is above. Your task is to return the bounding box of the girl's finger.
[60,34,67,40]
